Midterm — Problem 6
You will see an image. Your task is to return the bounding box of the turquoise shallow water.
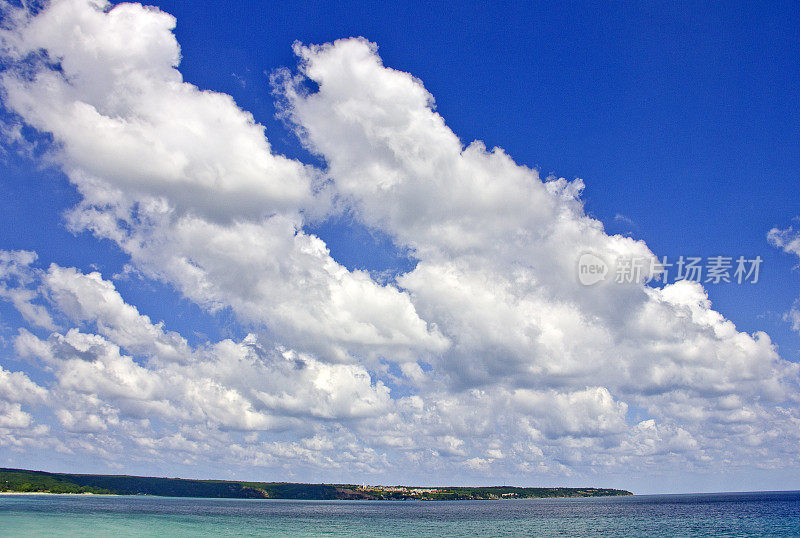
[1,491,799,536]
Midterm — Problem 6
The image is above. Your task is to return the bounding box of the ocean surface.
[1,491,799,536]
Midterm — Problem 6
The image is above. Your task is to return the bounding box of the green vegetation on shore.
[0,468,632,500]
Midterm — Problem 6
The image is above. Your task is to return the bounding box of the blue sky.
[0,0,799,494]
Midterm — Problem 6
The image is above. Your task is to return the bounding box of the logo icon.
[577,252,608,286]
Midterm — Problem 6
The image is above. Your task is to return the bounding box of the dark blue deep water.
[1,491,799,536]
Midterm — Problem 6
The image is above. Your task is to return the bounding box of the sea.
[1,491,799,536]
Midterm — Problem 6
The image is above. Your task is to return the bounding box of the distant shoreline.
[0,491,117,496]
[1,467,632,500]
[0,491,620,500]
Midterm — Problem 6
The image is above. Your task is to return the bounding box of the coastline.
[1,468,632,500]
[0,491,116,496]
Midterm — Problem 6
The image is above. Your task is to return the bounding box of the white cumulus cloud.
[0,0,797,485]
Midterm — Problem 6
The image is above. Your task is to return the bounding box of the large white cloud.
[280,38,797,398]
[7,254,395,427]
[0,0,798,484]
[278,37,800,472]
[1,248,799,481]
[0,0,447,363]
[2,253,405,471]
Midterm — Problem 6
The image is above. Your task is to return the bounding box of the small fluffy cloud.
[0,361,48,445]
[768,225,800,259]
[768,223,800,333]
[0,250,55,330]
[513,387,629,439]
[0,365,47,408]
[43,264,192,363]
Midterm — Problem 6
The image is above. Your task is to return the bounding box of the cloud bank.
[0,0,798,485]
